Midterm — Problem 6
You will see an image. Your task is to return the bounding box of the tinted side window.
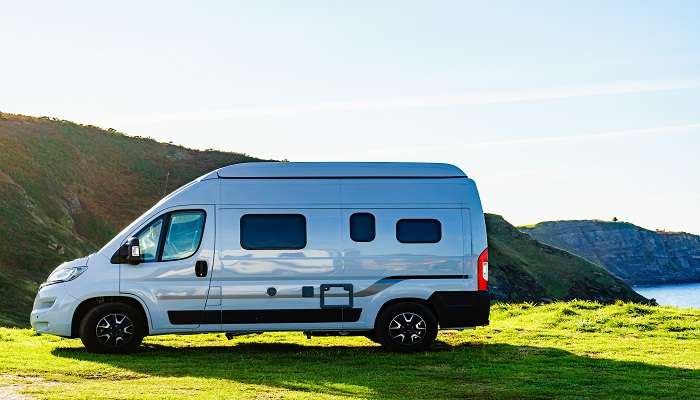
[134,210,206,263]
[240,214,307,250]
[350,213,375,242]
[162,211,206,261]
[396,219,442,243]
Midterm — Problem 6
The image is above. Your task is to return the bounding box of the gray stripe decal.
[354,279,402,297]
[157,295,208,300]
[156,275,467,300]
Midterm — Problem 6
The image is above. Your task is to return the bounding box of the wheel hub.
[389,312,427,345]
[95,313,134,347]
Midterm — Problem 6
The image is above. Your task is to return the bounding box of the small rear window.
[396,219,441,243]
[350,213,375,242]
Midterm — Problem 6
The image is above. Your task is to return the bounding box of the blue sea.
[634,283,700,309]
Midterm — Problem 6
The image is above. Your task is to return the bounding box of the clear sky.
[2,1,699,233]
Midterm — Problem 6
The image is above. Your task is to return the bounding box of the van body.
[31,162,489,352]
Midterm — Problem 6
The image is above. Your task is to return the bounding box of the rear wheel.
[375,302,438,352]
[79,303,145,353]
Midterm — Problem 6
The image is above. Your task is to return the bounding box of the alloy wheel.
[388,312,427,345]
[95,313,135,347]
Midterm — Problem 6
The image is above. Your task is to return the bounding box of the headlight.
[42,266,88,287]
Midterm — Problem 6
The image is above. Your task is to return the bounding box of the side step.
[224,332,262,340]
[302,330,372,339]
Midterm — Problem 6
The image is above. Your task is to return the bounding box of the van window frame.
[133,209,207,263]
[396,218,442,244]
[240,213,307,250]
[349,212,376,242]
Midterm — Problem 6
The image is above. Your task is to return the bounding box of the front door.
[119,205,216,332]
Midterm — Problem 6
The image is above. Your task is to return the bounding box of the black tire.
[375,302,438,352]
[79,302,145,353]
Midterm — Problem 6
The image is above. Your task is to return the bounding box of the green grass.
[1,301,698,399]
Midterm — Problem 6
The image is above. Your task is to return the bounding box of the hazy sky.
[2,1,699,233]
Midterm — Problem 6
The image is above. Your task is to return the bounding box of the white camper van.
[31,162,489,353]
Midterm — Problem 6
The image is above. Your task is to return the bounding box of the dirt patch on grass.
[0,374,58,399]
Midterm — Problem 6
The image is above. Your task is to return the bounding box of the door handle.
[195,260,208,277]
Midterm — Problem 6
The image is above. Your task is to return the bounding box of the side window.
[162,211,206,261]
[396,219,442,243]
[240,214,306,250]
[350,213,375,242]
[134,210,206,263]
[137,218,163,262]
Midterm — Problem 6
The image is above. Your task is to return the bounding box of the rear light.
[477,247,488,291]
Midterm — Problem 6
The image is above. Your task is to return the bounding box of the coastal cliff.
[487,215,646,303]
[521,220,700,285]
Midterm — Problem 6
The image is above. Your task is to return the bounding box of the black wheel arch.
[71,296,150,338]
[374,297,439,328]
[374,291,490,330]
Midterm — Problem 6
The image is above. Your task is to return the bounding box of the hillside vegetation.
[487,215,646,303]
[0,301,698,399]
[521,219,700,285]
[0,113,262,325]
[0,112,645,326]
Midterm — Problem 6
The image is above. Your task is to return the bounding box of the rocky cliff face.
[521,220,700,285]
[487,215,647,304]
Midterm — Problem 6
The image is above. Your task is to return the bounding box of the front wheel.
[79,303,145,353]
[375,302,438,352]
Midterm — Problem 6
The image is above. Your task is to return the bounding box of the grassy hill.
[487,214,647,303]
[0,112,263,325]
[0,301,698,399]
[0,112,645,327]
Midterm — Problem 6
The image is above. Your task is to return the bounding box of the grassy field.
[1,301,699,399]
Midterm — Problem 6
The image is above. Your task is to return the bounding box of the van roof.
[212,162,467,179]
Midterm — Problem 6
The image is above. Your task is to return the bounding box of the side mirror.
[125,237,142,265]
[110,237,142,265]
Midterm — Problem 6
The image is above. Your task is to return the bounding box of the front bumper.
[428,291,490,329]
[30,283,79,337]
